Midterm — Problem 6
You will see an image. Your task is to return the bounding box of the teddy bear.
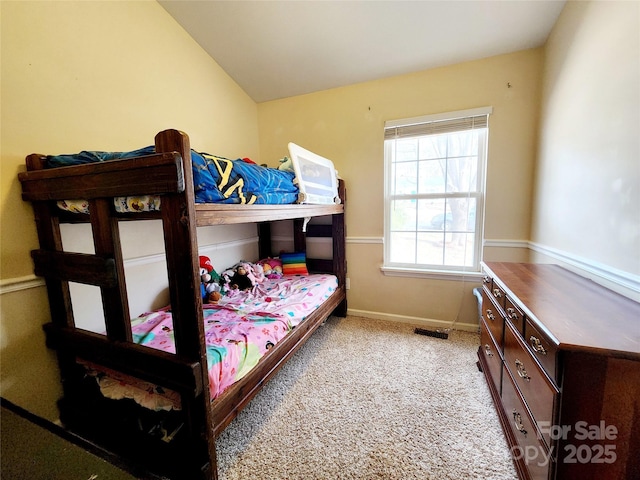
[199,256,222,303]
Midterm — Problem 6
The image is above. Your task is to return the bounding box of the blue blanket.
[46,147,298,205]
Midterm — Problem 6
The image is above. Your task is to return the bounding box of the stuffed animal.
[229,265,253,291]
[252,262,266,284]
[207,290,222,303]
[259,257,283,279]
[272,264,283,278]
[278,156,294,173]
[199,256,222,303]
[239,262,258,285]
[261,262,273,277]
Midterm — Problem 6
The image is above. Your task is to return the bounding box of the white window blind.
[384,107,493,140]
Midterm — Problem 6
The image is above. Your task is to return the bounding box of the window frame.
[382,107,492,278]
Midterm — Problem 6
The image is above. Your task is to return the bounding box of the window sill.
[380,266,484,282]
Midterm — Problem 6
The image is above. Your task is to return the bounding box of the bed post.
[155,129,218,480]
[332,179,347,317]
[258,222,272,258]
[293,218,307,252]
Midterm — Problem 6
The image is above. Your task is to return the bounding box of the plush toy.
[259,257,283,279]
[240,262,258,285]
[199,256,222,303]
[220,263,240,289]
[206,289,221,303]
[278,156,294,173]
[229,264,253,291]
[272,264,283,277]
[261,262,272,277]
[252,262,266,284]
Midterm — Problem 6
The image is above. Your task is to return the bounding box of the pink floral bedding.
[82,274,337,411]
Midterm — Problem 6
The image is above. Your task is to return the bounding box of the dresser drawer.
[505,296,525,333]
[524,318,560,385]
[480,318,502,395]
[482,289,504,348]
[524,318,558,383]
[482,274,493,290]
[501,365,554,480]
[488,281,506,309]
[503,321,558,448]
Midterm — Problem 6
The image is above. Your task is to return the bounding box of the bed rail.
[20,152,185,201]
[194,201,343,225]
[43,324,203,396]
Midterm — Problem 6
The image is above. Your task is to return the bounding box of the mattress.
[46,147,299,209]
[81,274,338,411]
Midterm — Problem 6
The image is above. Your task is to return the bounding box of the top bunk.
[18,129,345,226]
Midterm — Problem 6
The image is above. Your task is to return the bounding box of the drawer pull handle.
[493,288,503,298]
[484,344,493,357]
[515,359,531,381]
[512,410,527,436]
[483,276,491,284]
[485,309,495,321]
[529,336,547,355]
[506,307,519,320]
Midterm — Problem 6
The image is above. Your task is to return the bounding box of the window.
[383,107,491,275]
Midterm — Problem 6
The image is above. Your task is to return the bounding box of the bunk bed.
[18,129,347,480]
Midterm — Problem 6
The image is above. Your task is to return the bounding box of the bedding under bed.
[83,274,338,411]
[47,147,299,208]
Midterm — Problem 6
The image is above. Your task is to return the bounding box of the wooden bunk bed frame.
[19,129,347,480]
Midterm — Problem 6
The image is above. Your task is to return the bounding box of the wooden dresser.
[477,262,640,480]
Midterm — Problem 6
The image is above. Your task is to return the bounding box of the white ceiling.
[159,1,566,103]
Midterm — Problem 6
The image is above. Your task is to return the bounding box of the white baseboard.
[346,308,479,333]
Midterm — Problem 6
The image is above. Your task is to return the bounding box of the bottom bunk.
[52,272,345,479]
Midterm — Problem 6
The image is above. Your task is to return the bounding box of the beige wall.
[532,0,640,301]
[0,1,260,419]
[258,49,543,328]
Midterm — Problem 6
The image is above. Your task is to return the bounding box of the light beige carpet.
[215,316,518,480]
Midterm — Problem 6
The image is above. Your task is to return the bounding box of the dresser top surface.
[482,262,640,359]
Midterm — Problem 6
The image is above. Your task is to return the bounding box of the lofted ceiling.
[159,1,566,103]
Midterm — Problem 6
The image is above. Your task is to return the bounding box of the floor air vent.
[414,328,449,340]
